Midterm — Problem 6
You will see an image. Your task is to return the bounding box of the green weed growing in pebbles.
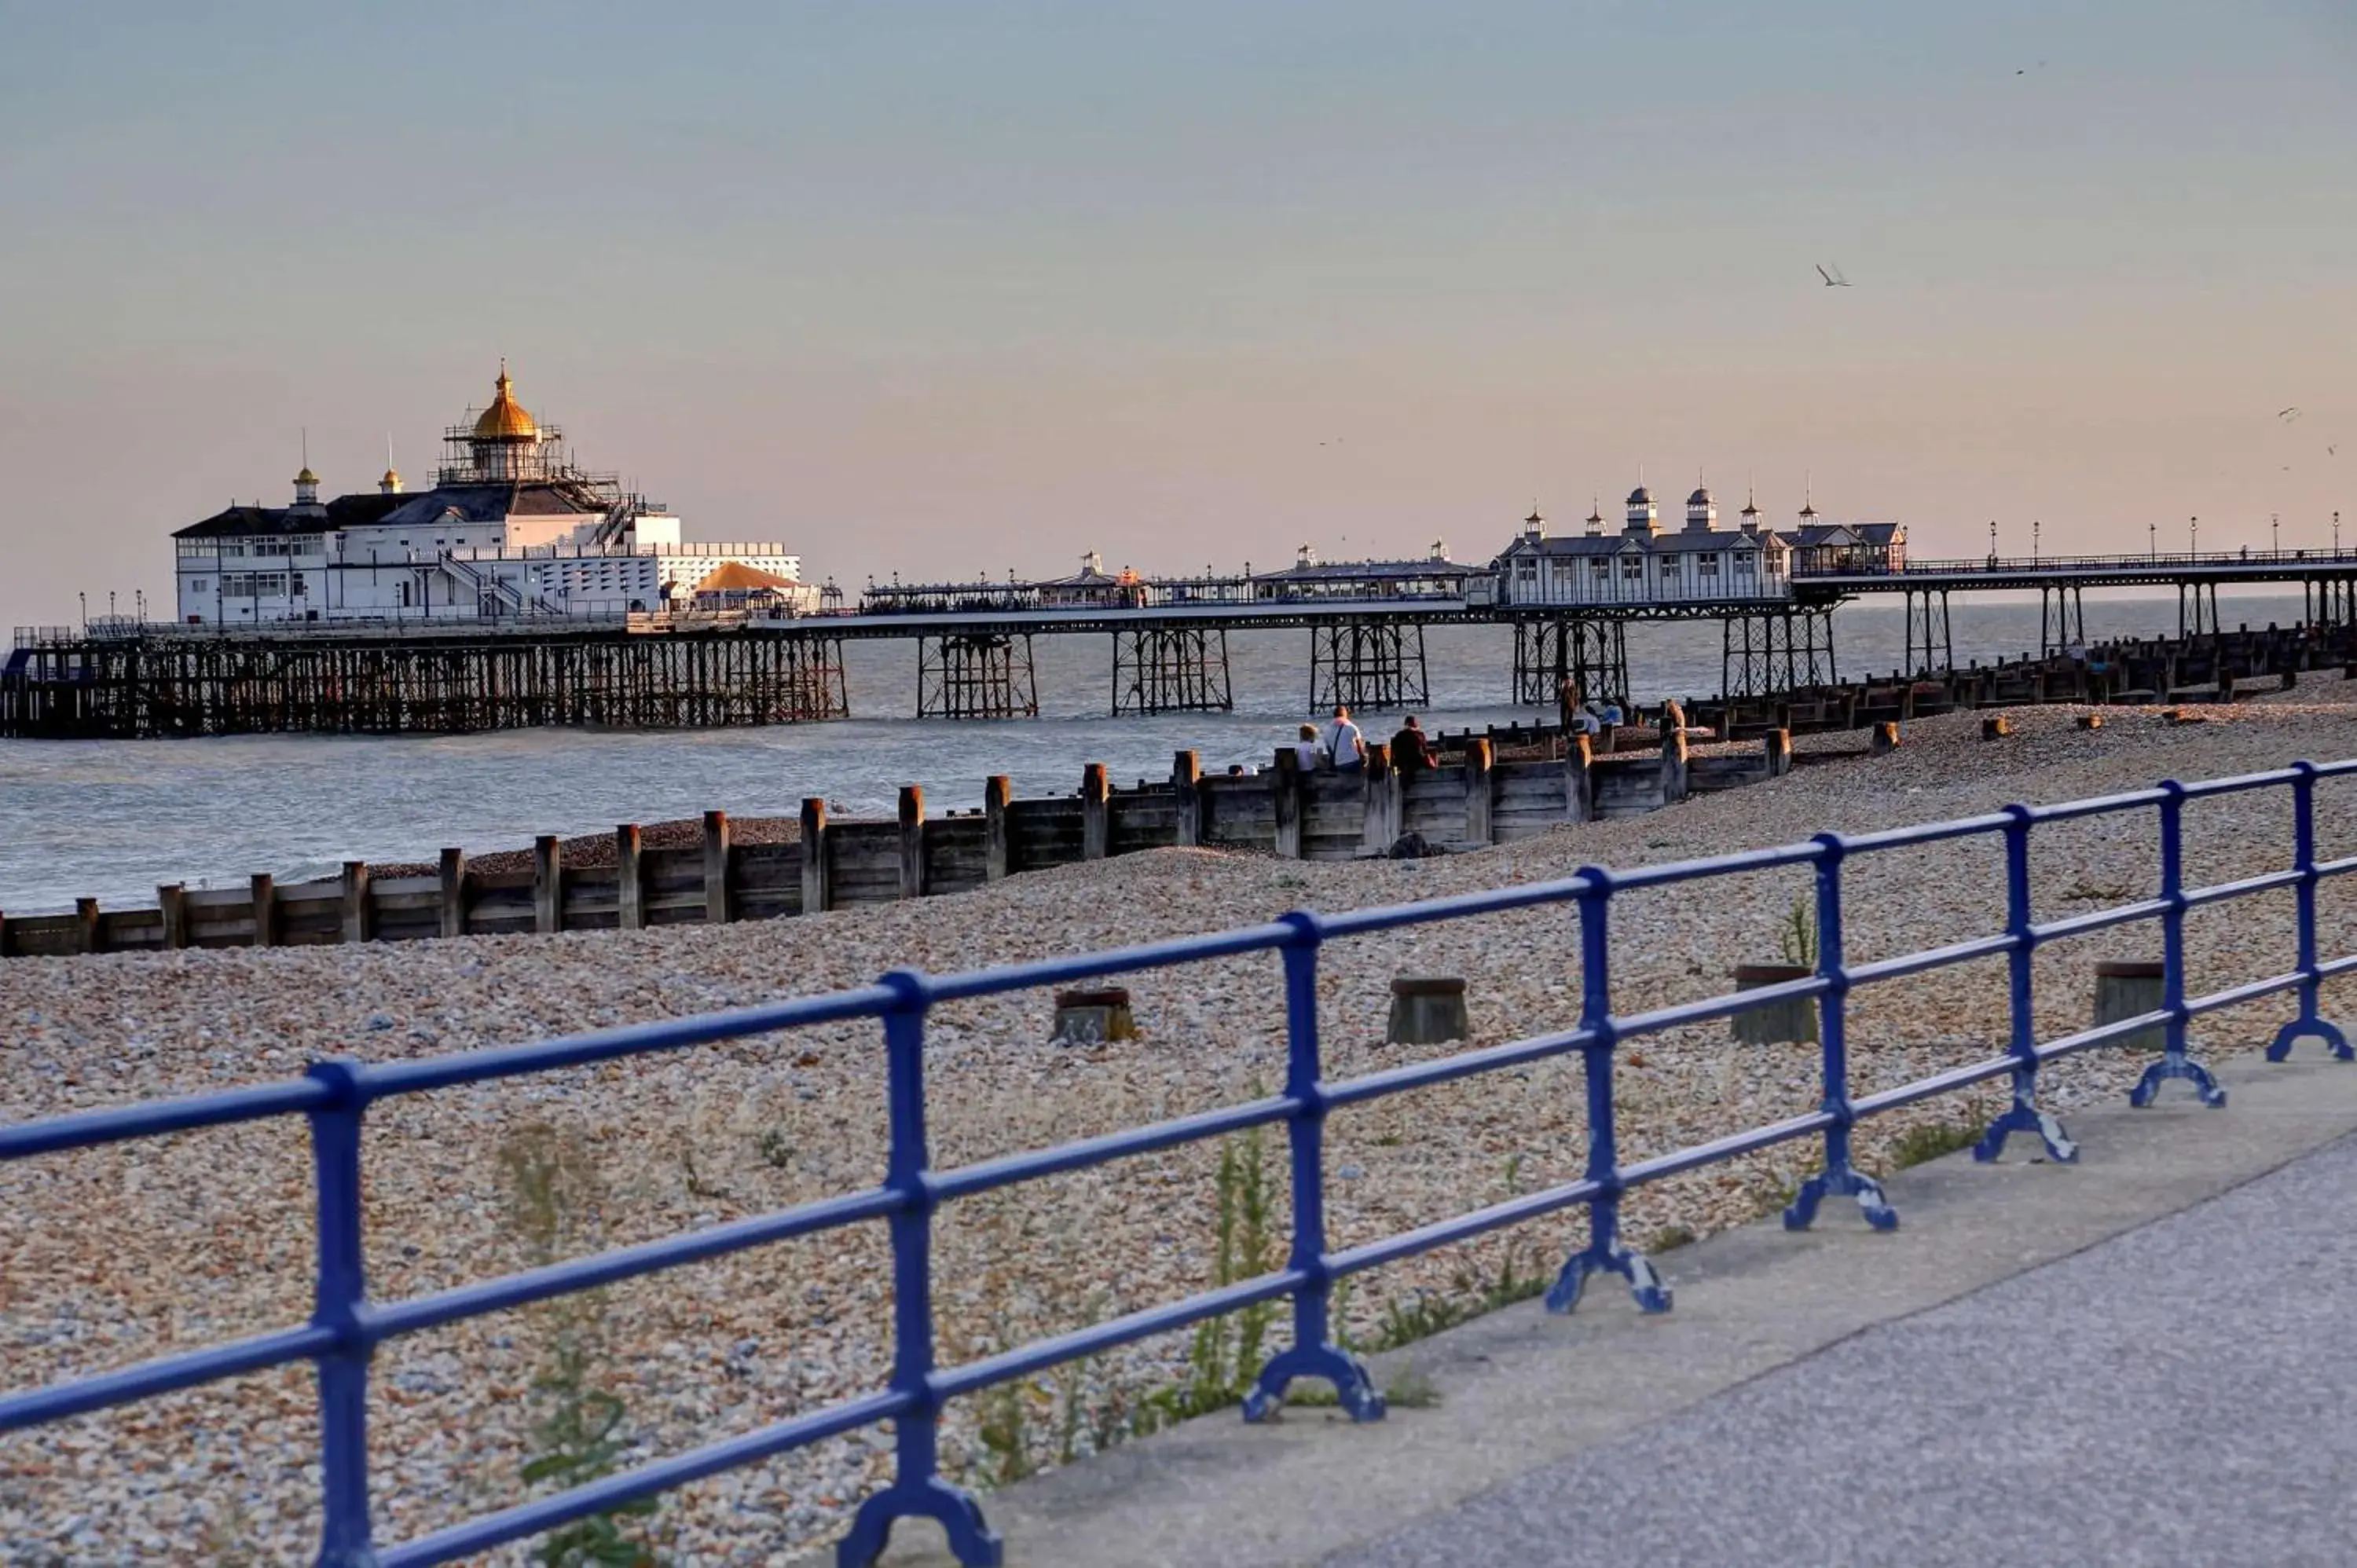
[498,1121,669,1568]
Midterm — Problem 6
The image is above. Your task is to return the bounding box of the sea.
[0,592,2310,913]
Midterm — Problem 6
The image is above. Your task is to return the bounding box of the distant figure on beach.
[1391,714,1437,771]
[1322,705,1366,773]
[1294,723,1325,771]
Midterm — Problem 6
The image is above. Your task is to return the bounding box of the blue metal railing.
[5,763,2355,1565]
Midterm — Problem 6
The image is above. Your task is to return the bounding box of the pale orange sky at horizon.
[2,2,2352,628]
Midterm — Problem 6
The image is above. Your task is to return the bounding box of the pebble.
[5,692,2355,1562]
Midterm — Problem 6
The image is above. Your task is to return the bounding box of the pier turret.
[1684,475,1717,533]
[1624,482,1659,537]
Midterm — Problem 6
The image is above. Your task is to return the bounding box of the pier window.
[1621,558,1643,581]
[1698,554,1720,577]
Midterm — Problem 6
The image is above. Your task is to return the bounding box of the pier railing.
[3,762,2354,1565]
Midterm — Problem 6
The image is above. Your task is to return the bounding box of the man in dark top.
[1391,713,1439,771]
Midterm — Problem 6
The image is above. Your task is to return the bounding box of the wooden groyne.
[0,716,1787,957]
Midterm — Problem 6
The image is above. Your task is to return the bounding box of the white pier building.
[172,365,817,626]
[1490,482,1904,608]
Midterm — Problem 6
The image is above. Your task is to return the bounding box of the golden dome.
[294,467,319,485]
[471,361,538,441]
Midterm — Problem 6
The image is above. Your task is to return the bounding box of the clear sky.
[2,1,2350,627]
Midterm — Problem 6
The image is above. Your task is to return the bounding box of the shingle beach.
[7,687,2355,1565]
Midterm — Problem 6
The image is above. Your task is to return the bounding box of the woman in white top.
[1295,723,1325,770]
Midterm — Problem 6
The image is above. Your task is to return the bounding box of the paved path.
[825,1048,2357,1568]
[1332,1127,2357,1568]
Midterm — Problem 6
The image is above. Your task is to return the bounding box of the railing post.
[1546,869,1673,1314]
[1973,806,2081,1161]
[1783,836,1898,1230]
[2132,782,2230,1106]
[306,1059,378,1567]
[2268,761,2352,1062]
[838,971,1000,1568]
[1244,912,1384,1422]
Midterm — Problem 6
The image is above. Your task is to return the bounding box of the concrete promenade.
[843,1042,2357,1567]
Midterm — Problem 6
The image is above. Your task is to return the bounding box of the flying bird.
[1816,263,1852,288]
[2279,407,2303,422]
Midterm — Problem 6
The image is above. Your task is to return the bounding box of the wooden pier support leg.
[339,862,373,945]
[1172,750,1204,848]
[615,825,645,931]
[533,835,562,934]
[800,797,830,914]
[251,874,277,949]
[438,849,467,940]
[983,777,1012,881]
[1463,737,1495,847]
[702,810,732,925]
[75,897,101,955]
[1272,747,1305,859]
[158,884,189,951]
[899,785,927,899]
[1081,763,1110,859]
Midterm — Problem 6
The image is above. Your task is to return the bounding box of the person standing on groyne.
[1322,705,1367,773]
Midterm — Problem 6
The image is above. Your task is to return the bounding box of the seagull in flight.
[1816,263,1852,288]
[2279,406,2303,423]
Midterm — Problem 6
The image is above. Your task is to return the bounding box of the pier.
[9,547,2357,738]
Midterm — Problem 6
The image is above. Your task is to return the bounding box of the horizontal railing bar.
[2033,1011,2173,1061]
[1618,1109,1835,1186]
[1601,840,1825,892]
[368,1188,903,1343]
[0,1078,331,1163]
[929,1272,1306,1401]
[2319,953,2357,979]
[362,986,902,1097]
[2318,853,2357,880]
[0,1324,335,1434]
[379,1389,915,1567]
[2021,788,2167,823]
[930,1097,1296,1203]
[919,921,1296,1002]
[2179,767,2303,800]
[1832,811,2015,853]
[1323,1023,1595,1109]
[1615,978,1825,1039]
[1315,874,1593,938]
[1847,1052,2021,1116]
[1844,932,2018,985]
[2028,899,2170,943]
[2185,969,2304,1017]
[1328,1171,1607,1279]
[2183,867,2303,908]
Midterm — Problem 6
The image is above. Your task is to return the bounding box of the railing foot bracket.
[838,1476,1002,1568]
[1783,1164,1898,1232]
[1244,1341,1386,1423]
[1545,1236,1672,1316]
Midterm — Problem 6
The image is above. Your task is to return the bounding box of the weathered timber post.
[702,810,732,925]
[0,910,8,959]
[437,848,467,940]
[1898,683,1918,721]
[1363,742,1399,852]
[1387,975,1471,1045]
[1764,727,1793,776]
[339,862,372,944]
[1464,737,1495,846]
[1659,702,1689,805]
[2094,959,2166,1052]
[1172,750,1204,847]
[982,776,1012,881]
[1081,763,1110,859]
[615,824,645,931]
[75,897,101,955]
[158,884,189,951]
[1565,731,1595,823]
[251,873,277,948]
[800,797,830,914]
[899,786,927,898]
[533,835,562,934]
[1271,747,1305,859]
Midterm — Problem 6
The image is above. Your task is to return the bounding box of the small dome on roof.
[1688,486,1713,507]
[1626,485,1651,507]
[471,361,538,441]
[294,467,319,485]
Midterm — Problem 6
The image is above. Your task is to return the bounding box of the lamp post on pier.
[2336,511,2342,555]
[1989,519,1997,561]
[2273,512,2281,558]
[2190,516,2198,555]
[2149,521,2156,559]
[2033,518,2040,560]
